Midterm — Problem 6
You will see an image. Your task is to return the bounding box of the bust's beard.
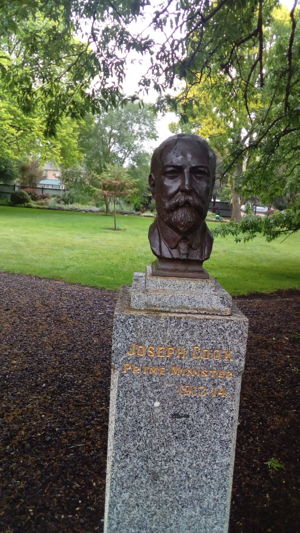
[163,206,203,234]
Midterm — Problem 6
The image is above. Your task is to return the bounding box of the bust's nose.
[180,168,192,192]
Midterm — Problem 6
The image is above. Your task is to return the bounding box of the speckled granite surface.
[104,277,248,533]
[130,266,232,315]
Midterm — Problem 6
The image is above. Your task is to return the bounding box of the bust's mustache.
[164,194,202,213]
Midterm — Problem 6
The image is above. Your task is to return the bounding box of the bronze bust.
[148,134,216,278]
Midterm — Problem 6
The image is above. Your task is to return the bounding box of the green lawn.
[0,206,299,295]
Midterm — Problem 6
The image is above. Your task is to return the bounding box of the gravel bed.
[0,272,299,533]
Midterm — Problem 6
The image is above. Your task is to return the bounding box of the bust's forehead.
[155,139,210,170]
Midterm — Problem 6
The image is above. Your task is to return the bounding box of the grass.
[0,206,299,295]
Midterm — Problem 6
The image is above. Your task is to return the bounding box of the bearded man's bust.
[148,134,216,278]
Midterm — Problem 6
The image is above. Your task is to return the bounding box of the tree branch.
[258,0,264,87]
[191,0,230,26]
[284,0,297,113]
[243,56,260,121]
[223,114,288,175]
[222,28,259,72]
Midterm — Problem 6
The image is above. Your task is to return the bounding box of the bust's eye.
[163,167,181,178]
[192,167,209,179]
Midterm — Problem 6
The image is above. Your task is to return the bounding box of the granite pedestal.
[104,269,248,533]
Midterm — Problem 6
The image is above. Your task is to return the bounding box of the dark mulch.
[0,272,299,533]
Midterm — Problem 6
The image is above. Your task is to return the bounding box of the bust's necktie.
[178,238,189,259]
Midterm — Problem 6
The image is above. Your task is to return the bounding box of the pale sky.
[122,1,181,150]
[281,0,297,7]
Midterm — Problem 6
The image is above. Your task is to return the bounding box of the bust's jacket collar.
[156,216,204,250]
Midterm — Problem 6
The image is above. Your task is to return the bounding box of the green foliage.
[213,210,300,242]
[0,194,10,205]
[265,458,285,471]
[0,157,19,183]
[0,4,87,169]
[59,191,77,205]
[1,5,101,132]
[0,0,298,239]
[171,4,300,234]
[0,78,84,167]
[61,105,156,210]
[1,1,299,134]
[0,88,45,160]
[23,189,50,202]
[60,167,97,204]
[79,104,157,174]
[51,118,84,169]
[22,188,40,202]
[10,190,31,206]
[0,0,137,131]
[127,151,152,211]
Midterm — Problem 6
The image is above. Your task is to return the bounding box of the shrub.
[10,190,31,206]
[35,198,50,206]
[23,188,39,201]
[59,191,76,205]
[22,189,50,202]
[0,194,10,205]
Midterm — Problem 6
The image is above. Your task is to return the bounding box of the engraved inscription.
[170,366,233,378]
[127,342,233,361]
[122,363,233,379]
[123,341,235,399]
[178,385,229,398]
[123,363,167,376]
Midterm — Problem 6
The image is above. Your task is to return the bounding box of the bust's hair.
[150,133,216,182]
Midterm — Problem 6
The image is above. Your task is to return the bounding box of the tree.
[169,78,248,221]
[51,118,84,169]
[0,3,103,135]
[0,157,19,183]
[0,0,141,132]
[79,104,157,174]
[19,160,44,187]
[74,103,156,211]
[1,1,299,237]
[95,164,136,230]
[0,87,50,161]
[2,1,298,131]
[0,5,88,168]
[0,79,84,168]
[127,151,152,212]
[60,167,98,205]
[169,4,300,234]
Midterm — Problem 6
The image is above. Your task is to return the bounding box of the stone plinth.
[104,270,248,533]
[130,266,232,315]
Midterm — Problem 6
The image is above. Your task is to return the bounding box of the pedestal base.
[104,274,248,533]
[151,258,209,279]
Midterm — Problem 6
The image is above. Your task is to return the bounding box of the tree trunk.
[231,191,242,222]
[113,196,117,230]
[230,161,242,222]
[104,197,109,215]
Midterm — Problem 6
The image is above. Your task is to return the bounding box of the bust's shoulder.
[148,219,158,237]
[148,220,160,254]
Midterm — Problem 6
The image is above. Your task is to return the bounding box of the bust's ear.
[149,173,155,195]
